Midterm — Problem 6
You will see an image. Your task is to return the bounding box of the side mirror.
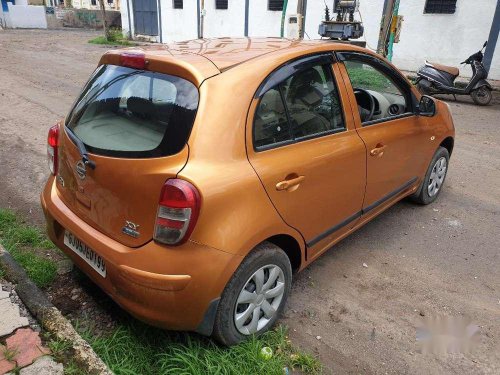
[417,95,436,117]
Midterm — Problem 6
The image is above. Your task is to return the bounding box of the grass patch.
[89,29,134,46]
[81,321,320,375]
[0,208,57,288]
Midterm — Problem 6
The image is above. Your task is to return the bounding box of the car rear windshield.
[66,64,199,158]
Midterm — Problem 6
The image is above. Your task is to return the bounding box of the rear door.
[338,52,431,212]
[56,64,199,247]
[247,54,366,259]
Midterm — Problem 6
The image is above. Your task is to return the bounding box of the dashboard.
[355,90,407,121]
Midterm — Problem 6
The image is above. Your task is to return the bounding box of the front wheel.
[471,86,492,106]
[212,242,292,346]
[410,146,450,205]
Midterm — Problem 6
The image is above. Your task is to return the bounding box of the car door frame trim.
[306,177,418,247]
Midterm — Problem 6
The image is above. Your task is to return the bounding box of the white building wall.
[121,0,133,38]
[7,1,47,28]
[160,0,198,42]
[204,0,245,37]
[248,0,297,37]
[390,0,497,79]
[121,0,499,79]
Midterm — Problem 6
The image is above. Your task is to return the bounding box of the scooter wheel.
[471,87,492,106]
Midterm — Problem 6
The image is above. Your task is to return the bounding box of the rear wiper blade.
[65,126,96,170]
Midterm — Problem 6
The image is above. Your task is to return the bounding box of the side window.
[343,59,409,123]
[254,87,292,148]
[283,65,345,139]
[254,63,345,150]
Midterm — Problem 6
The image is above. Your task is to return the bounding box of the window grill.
[268,0,284,11]
[215,0,228,10]
[424,0,457,14]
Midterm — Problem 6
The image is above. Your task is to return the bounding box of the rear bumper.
[41,176,241,333]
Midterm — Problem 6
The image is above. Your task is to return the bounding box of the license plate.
[64,231,106,278]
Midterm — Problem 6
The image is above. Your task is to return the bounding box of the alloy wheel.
[234,264,285,335]
[428,156,447,197]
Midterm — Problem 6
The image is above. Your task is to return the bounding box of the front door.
[132,0,158,36]
[247,55,366,259]
[338,52,431,212]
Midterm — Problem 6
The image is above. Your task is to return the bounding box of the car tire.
[212,242,292,346]
[410,146,450,205]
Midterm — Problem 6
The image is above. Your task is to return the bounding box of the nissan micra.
[41,38,455,345]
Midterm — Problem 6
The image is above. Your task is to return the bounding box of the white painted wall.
[160,0,198,42]
[7,2,47,28]
[391,0,497,79]
[204,0,245,37]
[121,0,499,79]
[247,0,297,37]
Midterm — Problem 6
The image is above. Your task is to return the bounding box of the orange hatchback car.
[41,38,455,345]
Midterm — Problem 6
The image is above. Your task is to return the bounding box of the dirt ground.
[1,30,499,374]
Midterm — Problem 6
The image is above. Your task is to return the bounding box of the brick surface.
[19,356,63,375]
[6,328,50,368]
[0,344,16,375]
[0,299,29,337]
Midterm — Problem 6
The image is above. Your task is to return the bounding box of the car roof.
[101,38,368,85]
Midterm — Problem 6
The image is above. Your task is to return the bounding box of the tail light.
[154,179,201,246]
[47,124,59,175]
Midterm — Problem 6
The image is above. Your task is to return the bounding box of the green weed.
[89,29,134,46]
[81,321,320,375]
[0,208,57,288]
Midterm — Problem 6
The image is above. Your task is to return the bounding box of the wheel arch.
[440,136,454,156]
[261,234,304,273]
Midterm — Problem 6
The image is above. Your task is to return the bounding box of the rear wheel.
[410,146,449,205]
[471,86,492,106]
[212,242,292,346]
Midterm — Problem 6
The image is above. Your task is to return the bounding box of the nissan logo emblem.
[76,160,86,180]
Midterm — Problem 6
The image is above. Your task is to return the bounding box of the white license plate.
[64,231,106,278]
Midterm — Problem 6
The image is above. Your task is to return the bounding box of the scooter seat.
[425,61,459,77]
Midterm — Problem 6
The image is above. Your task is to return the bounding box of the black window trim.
[255,53,335,98]
[336,51,419,128]
[253,53,348,152]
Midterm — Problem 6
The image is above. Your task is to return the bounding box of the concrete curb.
[0,245,113,375]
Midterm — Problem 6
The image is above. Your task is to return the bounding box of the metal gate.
[132,0,158,36]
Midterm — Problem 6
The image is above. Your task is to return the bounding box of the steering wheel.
[354,88,376,122]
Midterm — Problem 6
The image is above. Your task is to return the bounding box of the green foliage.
[345,62,400,94]
[81,322,321,375]
[0,208,57,288]
[89,29,134,46]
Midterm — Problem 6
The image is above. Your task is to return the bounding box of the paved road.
[0,29,499,374]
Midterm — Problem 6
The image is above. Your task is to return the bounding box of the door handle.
[276,175,305,191]
[370,143,387,157]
